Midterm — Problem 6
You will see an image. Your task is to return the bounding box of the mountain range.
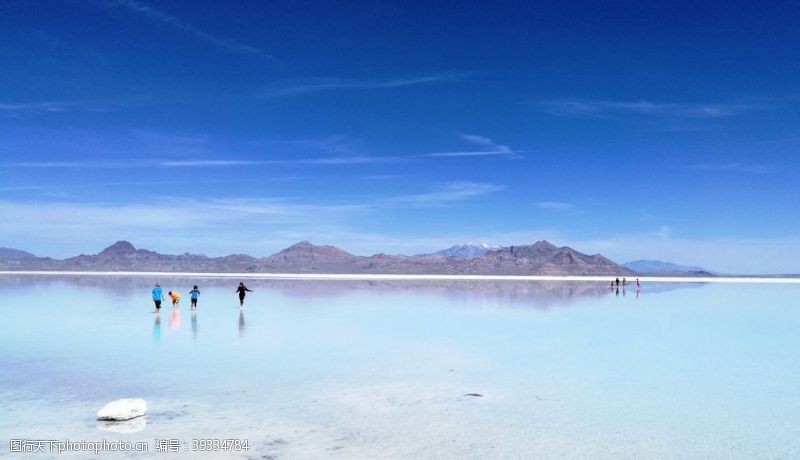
[622,260,713,276]
[0,240,641,276]
[418,242,502,258]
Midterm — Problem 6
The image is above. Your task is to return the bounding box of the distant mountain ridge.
[623,259,714,276]
[0,240,635,276]
[419,242,502,258]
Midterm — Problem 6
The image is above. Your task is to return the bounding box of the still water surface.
[1,276,798,458]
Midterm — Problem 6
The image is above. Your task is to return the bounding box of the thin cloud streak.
[427,150,527,157]
[538,99,756,118]
[260,72,470,99]
[103,0,273,59]
[0,97,153,116]
[686,163,774,174]
[160,156,403,167]
[428,133,526,159]
[0,156,403,169]
[534,201,575,211]
[386,181,504,206]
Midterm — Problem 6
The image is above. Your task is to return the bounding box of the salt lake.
[1,276,799,458]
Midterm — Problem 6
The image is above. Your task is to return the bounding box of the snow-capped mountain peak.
[431,242,501,258]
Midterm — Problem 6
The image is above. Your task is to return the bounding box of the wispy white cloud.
[246,135,362,153]
[0,161,148,168]
[103,0,273,59]
[0,97,152,116]
[0,101,76,113]
[160,156,402,167]
[428,133,526,159]
[686,162,773,174]
[537,99,755,118]
[387,181,504,206]
[259,72,470,99]
[0,156,401,169]
[651,225,672,239]
[158,160,261,167]
[533,201,582,215]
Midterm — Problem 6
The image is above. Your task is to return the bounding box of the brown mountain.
[0,240,634,276]
[455,241,635,275]
[256,241,359,272]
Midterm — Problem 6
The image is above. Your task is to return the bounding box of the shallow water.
[1,276,799,459]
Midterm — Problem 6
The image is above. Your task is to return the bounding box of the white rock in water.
[96,398,147,421]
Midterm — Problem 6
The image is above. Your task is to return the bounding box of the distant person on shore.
[168,290,181,307]
[189,285,200,310]
[615,277,620,287]
[152,283,163,312]
[636,278,640,288]
[236,282,252,307]
[622,277,627,287]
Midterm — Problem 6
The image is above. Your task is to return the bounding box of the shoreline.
[1,271,799,284]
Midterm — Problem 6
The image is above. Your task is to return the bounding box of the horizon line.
[1,271,798,283]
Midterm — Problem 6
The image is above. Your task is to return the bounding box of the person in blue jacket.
[152,283,164,311]
[189,285,200,310]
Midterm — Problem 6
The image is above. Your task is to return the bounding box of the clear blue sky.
[1,0,798,273]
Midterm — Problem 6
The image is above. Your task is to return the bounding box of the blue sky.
[1,0,799,273]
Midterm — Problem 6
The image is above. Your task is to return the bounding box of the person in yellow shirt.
[168,290,181,307]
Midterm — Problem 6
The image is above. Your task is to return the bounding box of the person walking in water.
[636,278,640,288]
[152,283,163,312]
[236,282,252,307]
[189,285,200,310]
[168,290,181,307]
[615,277,620,287]
[622,277,627,287]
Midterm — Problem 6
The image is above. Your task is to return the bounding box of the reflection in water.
[0,275,705,312]
[152,313,161,342]
[191,311,198,340]
[238,308,246,338]
[170,306,181,331]
[97,417,146,433]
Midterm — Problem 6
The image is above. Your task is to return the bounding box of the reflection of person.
[170,306,181,330]
[151,283,163,311]
[235,282,252,307]
[153,312,161,341]
[189,285,200,310]
[168,291,181,307]
[238,308,246,337]
[191,311,198,340]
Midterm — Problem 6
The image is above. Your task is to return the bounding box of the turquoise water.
[1,276,799,458]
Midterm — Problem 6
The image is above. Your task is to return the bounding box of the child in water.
[168,290,181,307]
[189,285,200,310]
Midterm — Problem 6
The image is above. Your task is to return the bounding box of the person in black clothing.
[236,282,252,307]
